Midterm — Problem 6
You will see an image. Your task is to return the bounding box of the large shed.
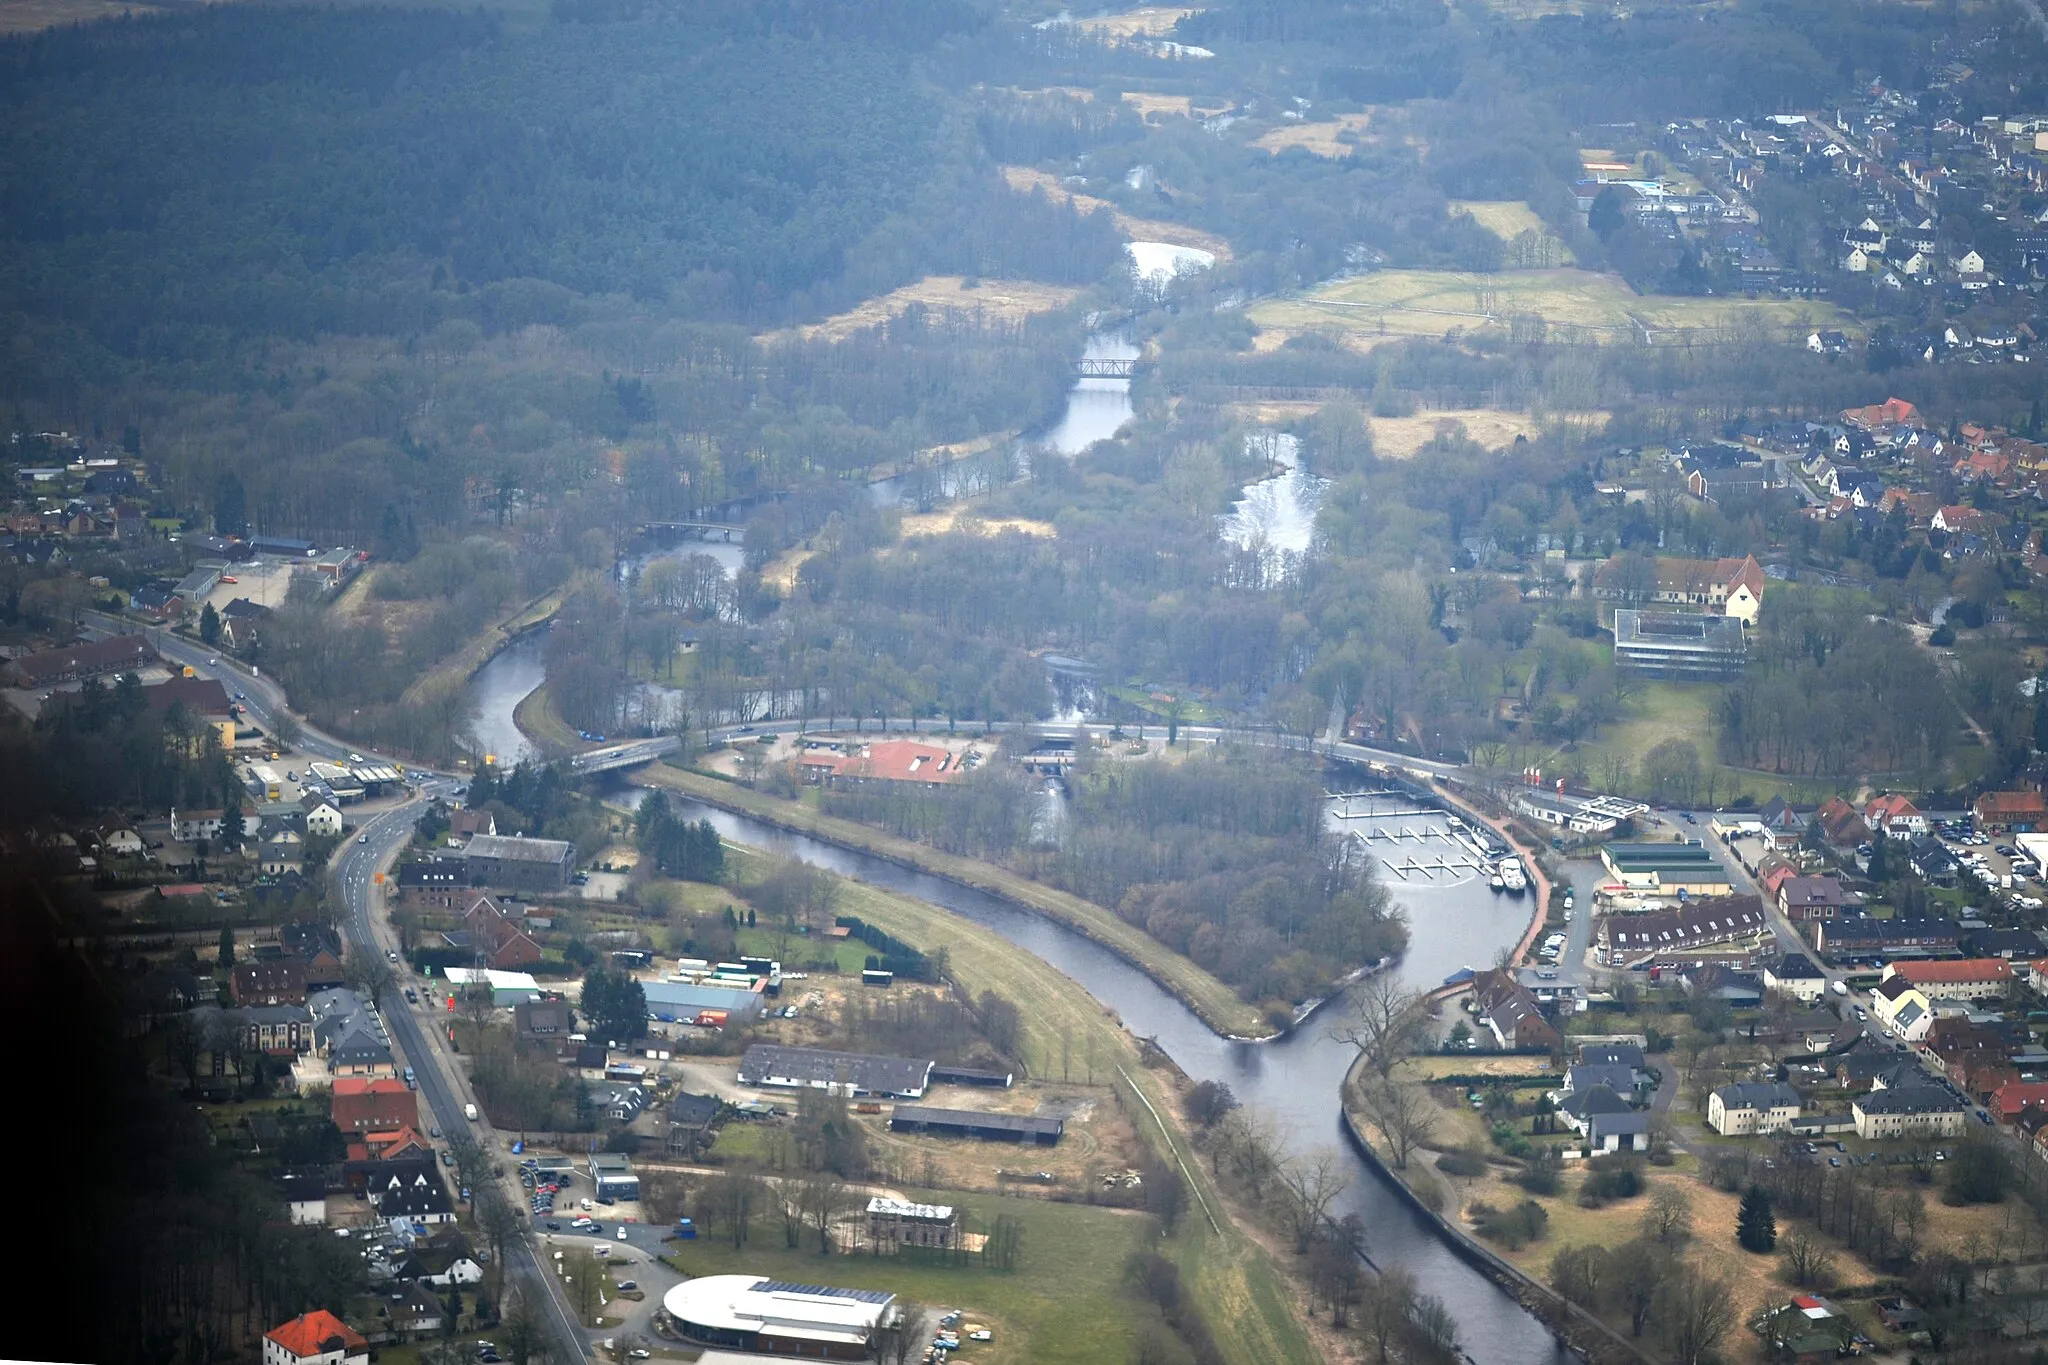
[888,1104,1062,1146]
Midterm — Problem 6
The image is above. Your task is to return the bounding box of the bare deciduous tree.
[1358,1078,1436,1171]
[1330,973,1428,1081]
[1659,1268,1738,1365]
[1358,1265,1416,1364]
[1640,1183,1694,1245]
[1780,1231,1834,1288]
[1277,1148,1352,1254]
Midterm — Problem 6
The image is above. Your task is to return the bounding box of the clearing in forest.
[1370,407,1610,457]
[1069,5,1202,36]
[772,275,1081,343]
[1250,112,1375,157]
[1249,268,1855,345]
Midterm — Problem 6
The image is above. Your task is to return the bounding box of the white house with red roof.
[1864,793,1927,839]
[263,1311,367,1365]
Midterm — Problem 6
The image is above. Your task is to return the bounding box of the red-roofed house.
[331,1077,418,1135]
[1933,505,2006,536]
[357,1126,432,1162]
[263,1311,368,1365]
[1810,797,1871,848]
[1996,1080,2048,1122]
[1884,958,2012,1001]
[1842,397,1922,430]
[1974,790,2048,833]
[462,895,543,971]
[1593,553,1767,624]
[1865,793,1927,839]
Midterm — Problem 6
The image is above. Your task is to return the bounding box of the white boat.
[1488,865,1506,892]
[1499,857,1528,895]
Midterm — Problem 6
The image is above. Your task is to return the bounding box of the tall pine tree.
[1736,1185,1777,1252]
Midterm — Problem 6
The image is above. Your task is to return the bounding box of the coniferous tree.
[1736,1185,1777,1252]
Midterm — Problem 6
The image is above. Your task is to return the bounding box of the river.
[634,790,1563,1364]
[460,328,1562,1359]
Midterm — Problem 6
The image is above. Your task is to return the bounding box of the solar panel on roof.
[756,1282,894,1304]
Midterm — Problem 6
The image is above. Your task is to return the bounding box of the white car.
[617,1227,629,1241]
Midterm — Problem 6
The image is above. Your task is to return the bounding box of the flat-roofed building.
[662,1275,899,1360]
[1598,841,1733,895]
[1611,609,1748,678]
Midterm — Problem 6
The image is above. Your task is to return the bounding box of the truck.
[1831,980,1849,997]
[465,1102,479,1122]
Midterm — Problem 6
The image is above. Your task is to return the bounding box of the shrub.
[1478,1200,1550,1249]
[1438,1145,1489,1178]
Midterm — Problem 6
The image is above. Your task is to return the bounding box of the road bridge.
[568,735,681,774]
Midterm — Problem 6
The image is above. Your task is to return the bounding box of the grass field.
[1000,166,1233,259]
[1370,407,1611,457]
[1251,113,1374,158]
[637,765,1269,1039]
[770,276,1081,344]
[1554,680,1806,806]
[1248,268,1856,346]
[667,1195,1150,1365]
[1449,200,1577,264]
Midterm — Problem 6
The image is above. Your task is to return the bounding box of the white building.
[262,1312,368,1365]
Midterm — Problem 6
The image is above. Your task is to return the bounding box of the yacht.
[1499,857,1528,895]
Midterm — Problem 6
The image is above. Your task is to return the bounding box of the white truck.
[464,1102,479,1121]
[1831,979,1849,997]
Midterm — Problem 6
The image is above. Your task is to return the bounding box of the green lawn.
[1546,680,1809,805]
[664,1195,1153,1365]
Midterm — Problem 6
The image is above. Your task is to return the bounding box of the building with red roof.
[797,739,967,788]
[1884,958,2012,1001]
[1841,397,1922,430]
[1864,793,1926,839]
[331,1077,418,1134]
[263,1311,368,1365]
[1975,790,2048,833]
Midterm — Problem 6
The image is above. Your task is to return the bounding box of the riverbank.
[717,843,1320,1365]
[511,681,579,758]
[635,762,1274,1039]
[405,583,567,710]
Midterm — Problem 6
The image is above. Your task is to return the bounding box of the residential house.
[1813,915,1960,962]
[331,1077,418,1134]
[1764,953,1829,1003]
[1558,1084,1634,1136]
[1777,876,1846,921]
[460,895,543,971]
[513,998,572,1053]
[1809,797,1871,848]
[368,1165,454,1225]
[219,597,271,648]
[666,1090,722,1158]
[1578,1042,1646,1071]
[4,633,154,688]
[1884,958,2013,1002]
[304,803,344,839]
[1708,1082,1803,1135]
[1993,1079,2048,1122]
[1470,968,1564,1052]
[396,855,467,909]
[233,958,309,1006]
[1865,793,1927,839]
[1853,1085,1969,1139]
[1596,895,1767,965]
[865,1197,961,1254]
[1755,796,1808,849]
[262,1312,368,1365]
[1975,790,2048,832]
[1593,553,1767,623]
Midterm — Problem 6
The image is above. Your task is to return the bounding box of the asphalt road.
[335,801,593,1361]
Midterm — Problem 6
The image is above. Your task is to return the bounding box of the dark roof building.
[462,834,575,892]
[737,1044,934,1099]
[888,1105,1063,1146]
[1813,916,1960,961]
[6,633,154,686]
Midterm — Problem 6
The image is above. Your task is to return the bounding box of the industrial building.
[1598,841,1734,895]
[888,1105,1063,1146]
[644,979,765,1025]
[661,1276,900,1359]
[737,1044,933,1099]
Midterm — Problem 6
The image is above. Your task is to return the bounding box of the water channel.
[463,321,1562,1359]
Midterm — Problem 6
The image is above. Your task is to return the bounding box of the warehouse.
[662,1276,900,1360]
[888,1104,1063,1146]
[644,979,765,1024]
[1598,841,1734,895]
[736,1044,932,1099]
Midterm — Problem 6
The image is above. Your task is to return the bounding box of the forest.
[821,746,1408,1011]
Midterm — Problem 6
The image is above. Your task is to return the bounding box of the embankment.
[634,763,1275,1040]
